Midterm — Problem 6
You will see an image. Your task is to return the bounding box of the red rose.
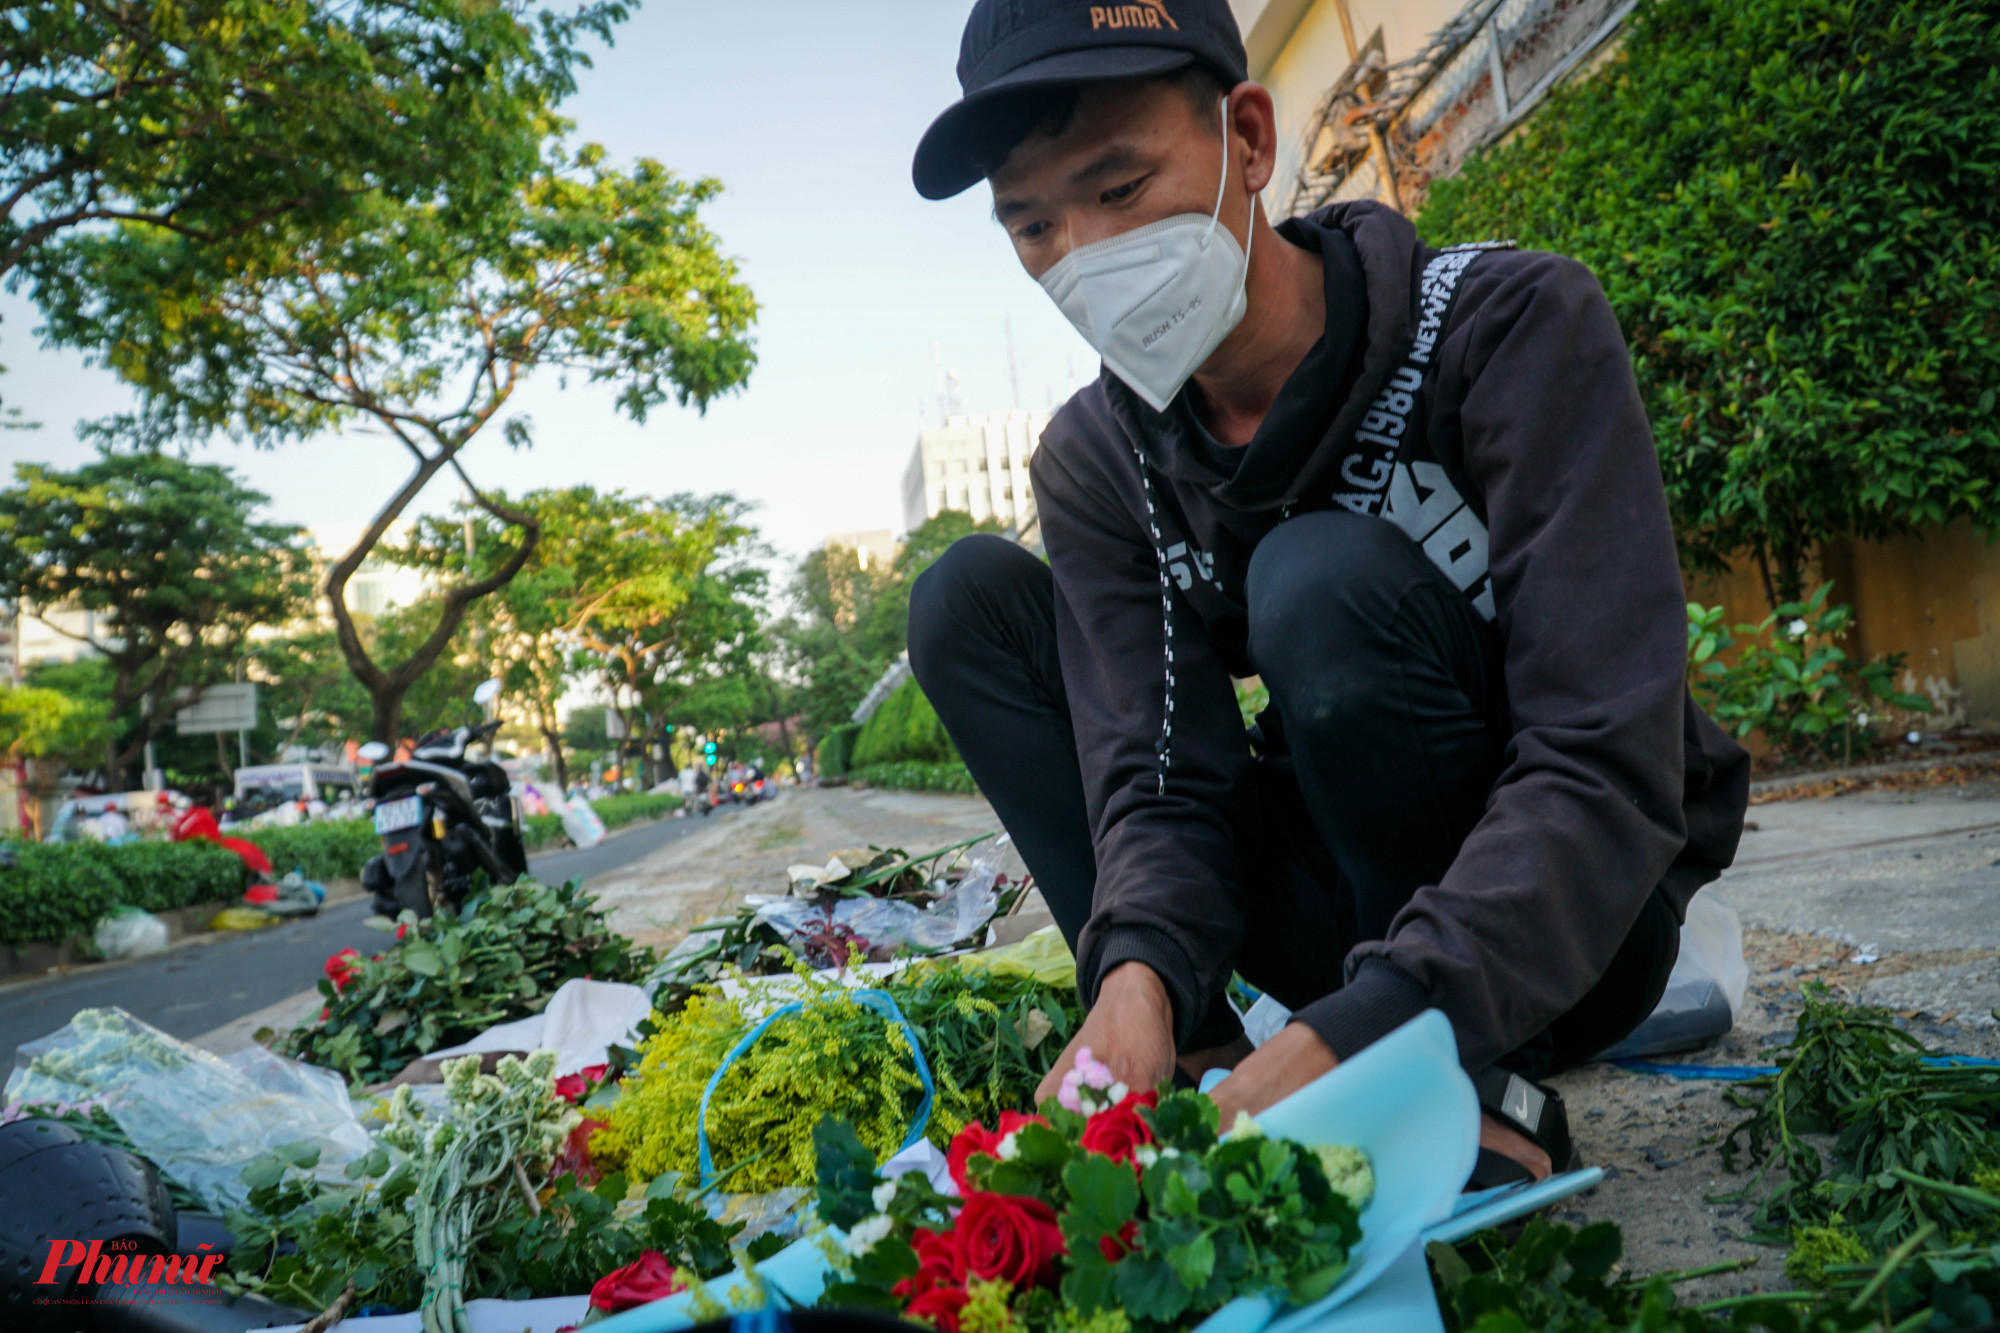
[893,1226,965,1300]
[589,1250,683,1313]
[395,922,408,940]
[324,948,361,993]
[953,1192,1064,1290]
[947,1122,1001,1193]
[906,1284,970,1333]
[998,1110,1048,1136]
[551,1118,607,1185]
[1099,1220,1140,1263]
[1079,1090,1157,1167]
[553,1073,587,1103]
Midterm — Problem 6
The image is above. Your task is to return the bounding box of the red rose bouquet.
[814,1049,1372,1332]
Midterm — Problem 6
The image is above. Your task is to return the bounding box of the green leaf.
[1166,1231,1215,1290]
[1114,1254,1192,1322]
[1061,1153,1139,1240]
[812,1116,879,1229]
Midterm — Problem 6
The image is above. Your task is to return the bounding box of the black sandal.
[1465,1068,1581,1192]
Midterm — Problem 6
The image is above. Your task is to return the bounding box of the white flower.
[1857,712,1871,728]
[841,1214,895,1257]
[871,1180,899,1213]
[1107,1081,1130,1105]
[1224,1112,1264,1142]
[997,1132,1021,1161]
[1134,1146,1160,1169]
[1788,618,1809,638]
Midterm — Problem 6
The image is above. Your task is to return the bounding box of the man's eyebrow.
[992,144,1151,224]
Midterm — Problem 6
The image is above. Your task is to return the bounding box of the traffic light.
[704,739,717,767]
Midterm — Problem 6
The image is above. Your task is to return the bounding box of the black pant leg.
[1244,510,1678,1072]
[1245,510,1509,942]
[907,536,1097,952]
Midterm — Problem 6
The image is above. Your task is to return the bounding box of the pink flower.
[1057,1046,1119,1113]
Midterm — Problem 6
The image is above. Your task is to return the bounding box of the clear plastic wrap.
[4,1007,372,1211]
[748,835,1010,956]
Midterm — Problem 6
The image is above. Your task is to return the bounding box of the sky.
[0,0,1097,573]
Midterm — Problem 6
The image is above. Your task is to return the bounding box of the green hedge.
[817,722,862,778]
[0,840,243,944]
[245,819,381,881]
[0,790,689,946]
[848,761,979,796]
[851,680,957,769]
[591,792,682,828]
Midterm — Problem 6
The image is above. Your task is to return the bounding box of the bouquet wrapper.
[590,1009,1478,1333]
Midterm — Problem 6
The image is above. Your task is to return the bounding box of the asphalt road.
[0,814,704,1068]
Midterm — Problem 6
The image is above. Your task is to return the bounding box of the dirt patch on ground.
[1551,927,2000,1300]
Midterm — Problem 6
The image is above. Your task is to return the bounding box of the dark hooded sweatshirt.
[1029,201,1751,1073]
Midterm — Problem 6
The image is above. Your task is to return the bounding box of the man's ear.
[1226,82,1281,195]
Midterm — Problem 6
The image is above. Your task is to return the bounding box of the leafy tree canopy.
[778,512,1005,743]
[1,0,626,280]
[1418,0,2000,604]
[0,452,313,787]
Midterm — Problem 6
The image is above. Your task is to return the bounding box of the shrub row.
[0,791,689,945]
[0,839,243,945]
[850,680,958,769]
[247,818,381,881]
[848,761,980,796]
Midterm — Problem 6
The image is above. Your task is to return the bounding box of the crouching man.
[905,0,1748,1186]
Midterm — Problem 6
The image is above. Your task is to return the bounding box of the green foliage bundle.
[851,680,959,769]
[595,980,925,1193]
[220,1054,743,1319]
[890,962,1081,1142]
[850,761,980,796]
[275,879,653,1084]
[246,820,383,882]
[0,838,242,943]
[1419,0,2000,604]
[1720,983,2000,1253]
[523,813,566,851]
[1687,585,1930,765]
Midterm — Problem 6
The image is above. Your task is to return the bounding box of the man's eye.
[1102,177,1145,203]
[1017,221,1050,241]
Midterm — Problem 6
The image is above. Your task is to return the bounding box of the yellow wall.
[1686,524,2000,729]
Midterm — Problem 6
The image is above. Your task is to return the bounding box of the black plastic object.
[0,1116,177,1332]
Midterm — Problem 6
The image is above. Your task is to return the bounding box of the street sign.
[173,682,259,734]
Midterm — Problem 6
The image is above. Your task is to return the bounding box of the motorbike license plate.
[373,796,424,835]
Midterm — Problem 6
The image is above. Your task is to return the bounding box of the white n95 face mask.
[1037,96,1255,413]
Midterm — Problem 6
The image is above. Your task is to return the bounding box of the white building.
[307,522,430,618]
[901,410,1048,537]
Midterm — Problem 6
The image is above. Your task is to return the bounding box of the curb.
[1750,750,2000,800]
[0,877,365,985]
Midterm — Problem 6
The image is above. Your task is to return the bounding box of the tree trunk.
[370,689,409,750]
[541,723,569,791]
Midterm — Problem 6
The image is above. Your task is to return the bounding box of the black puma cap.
[913,0,1249,200]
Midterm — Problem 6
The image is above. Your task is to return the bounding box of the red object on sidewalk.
[171,806,273,877]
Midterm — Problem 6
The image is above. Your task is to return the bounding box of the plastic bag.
[93,905,169,960]
[207,906,276,931]
[556,791,605,849]
[4,1007,372,1212]
[1601,892,1749,1059]
[951,924,1075,988]
[751,835,1011,956]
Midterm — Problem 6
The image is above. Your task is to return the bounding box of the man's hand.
[1033,961,1177,1107]
[1206,1021,1339,1127]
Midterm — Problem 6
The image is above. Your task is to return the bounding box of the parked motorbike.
[357,680,529,919]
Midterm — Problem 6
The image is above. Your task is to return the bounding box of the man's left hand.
[1206,1021,1339,1127]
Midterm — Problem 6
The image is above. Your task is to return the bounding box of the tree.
[0,453,313,789]
[776,512,1005,746]
[248,628,372,756]
[401,487,767,788]
[1417,0,2000,606]
[0,0,622,282]
[0,680,118,836]
[39,148,760,740]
